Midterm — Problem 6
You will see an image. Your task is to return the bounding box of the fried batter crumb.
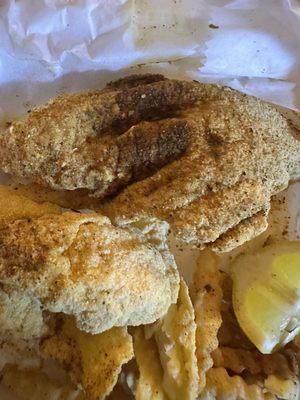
[0,212,179,338]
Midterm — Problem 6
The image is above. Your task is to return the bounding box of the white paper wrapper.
[0,1,299,398]
[198,0,300,110]
[0,0,300,123]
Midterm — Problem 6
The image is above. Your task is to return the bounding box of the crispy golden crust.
[0,74,197,196]
[200,367,276,400]
[0,212,179,337]
[1,74,300,250]
[103,78,300,250]
[40,316,134,400]
[0,364,81,400]
[191,250,223,393]
[210,210,269,253]
[212,345,299,379]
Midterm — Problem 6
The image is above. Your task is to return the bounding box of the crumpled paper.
[199,0,300,110]
[0,0,300,124]
[0,0,210,122]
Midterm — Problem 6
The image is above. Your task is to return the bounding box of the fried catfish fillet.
[1,74,300,250]
[0,74,196,196]
[0,212,179,339]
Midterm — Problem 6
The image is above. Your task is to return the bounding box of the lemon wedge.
[230,241,300,354]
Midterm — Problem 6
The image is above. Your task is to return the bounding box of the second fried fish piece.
[0,212,179,339]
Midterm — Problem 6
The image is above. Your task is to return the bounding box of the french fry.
[133,327,167,400]
[200,367,275,400]
[152,279,198,400]
[192,250,222,393]
[212,346,297,379]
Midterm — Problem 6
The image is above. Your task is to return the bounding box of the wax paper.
[0,0,300,124]
[0,1,300,398]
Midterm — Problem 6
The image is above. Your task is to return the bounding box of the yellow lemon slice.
[230,241,300,354]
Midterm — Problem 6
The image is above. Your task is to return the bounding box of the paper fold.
[1,0,300,121]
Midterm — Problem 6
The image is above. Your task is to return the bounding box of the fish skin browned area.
[1,74,300,250]
[0,74,197,197]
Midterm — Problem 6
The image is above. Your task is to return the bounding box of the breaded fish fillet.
[1,74,299,250]
[0,212,179,340]
[0,74,196,196]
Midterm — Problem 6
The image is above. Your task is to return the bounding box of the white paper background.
[0,0,300,124]
[0,1,300,398]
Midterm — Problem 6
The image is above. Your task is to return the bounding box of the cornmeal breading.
[0,364,81,400]
[0,185,61,224]
[0,212,179,338]
[0,74,196,196]
[1,75,299,250]
[103,77,300,250]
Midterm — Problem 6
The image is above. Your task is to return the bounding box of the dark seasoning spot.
[206,132,225,147]
[209,23,219,29]
[204,284,214,293]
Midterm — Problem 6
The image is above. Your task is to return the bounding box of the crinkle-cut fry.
[41,317,133,400]
[132,326,167,400]
[200,368,276,400]
[191,250,222,393]
[264,375,300,400]
[212,347,259,374]
[152,278,198,400]
[212,346,297,379]
[0,364,81,400]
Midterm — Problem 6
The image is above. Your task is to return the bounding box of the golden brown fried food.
[0,185,61,224]
[0,74,197,196]
[0,212,179,338]
[103,77,300,250]
[200,367,276,400]
[41,316,134,400]
[199,252,300,400]
[212,346,299,380]
[149,279,199,400]
[132,327,166,400]
[0,364,81,400]
[1,74,299,250]
[191,250,223,393]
